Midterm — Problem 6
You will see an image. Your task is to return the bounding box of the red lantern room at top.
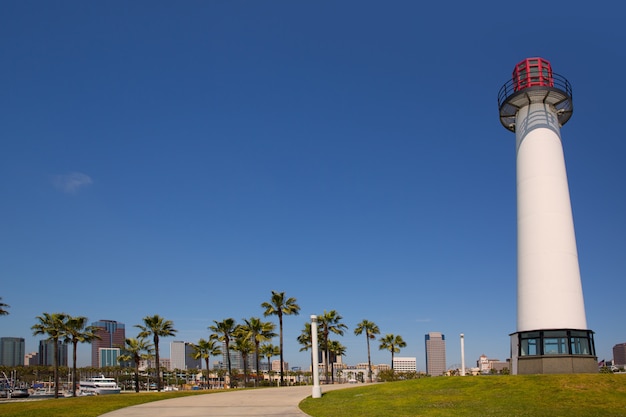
[513,57,554,91]
[498,57,573,132]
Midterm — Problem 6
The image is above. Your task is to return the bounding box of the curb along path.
[98,384,354,417]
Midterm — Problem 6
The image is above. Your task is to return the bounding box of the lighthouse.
[498,58,597,374]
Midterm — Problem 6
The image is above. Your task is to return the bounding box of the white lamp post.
[311,315,321,398]
[460,334,465,376]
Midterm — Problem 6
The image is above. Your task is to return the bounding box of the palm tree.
[32,312,68,398]
[318,310,347,383]
[136,315,177,392]
[259,343,279,383]
[0,297,9,316]
[379,334,406,370]
[118,337,153,392]
[209,318,236,379]
[297,322,313,351]
[231,326,255,387]
[261,291,300,385]
[191,338,221,388]
[240,317,276,387]
[354,319,380,382]
[328,340,347,383]
[297,321,324,380]
[63,315,100,396]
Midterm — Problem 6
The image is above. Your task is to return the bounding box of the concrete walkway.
[98,385,352,417]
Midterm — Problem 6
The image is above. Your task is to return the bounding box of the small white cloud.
[52,172,93,194]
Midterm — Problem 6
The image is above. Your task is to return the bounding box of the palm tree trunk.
[154,336,161,391]
[225,340,232,378]
[278,313,284,385]
[243,354,248,387]
[53,338,60,398]
[205,358,210,388]
[72,341,78,396]
[324,332,330,383]
[254,342,260,387]
[134,361,140,393]
[366,335,372,383]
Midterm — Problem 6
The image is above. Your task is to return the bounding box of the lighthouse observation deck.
[498,57,573,132]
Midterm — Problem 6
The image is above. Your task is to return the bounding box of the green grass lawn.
[2,375,625,417]
[0,390,217,417]
[300,374,626,417]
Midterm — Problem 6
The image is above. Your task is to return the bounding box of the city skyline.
[2,2,625,372]
[2,316,461,371]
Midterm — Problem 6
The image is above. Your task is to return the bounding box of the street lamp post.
[460,334,466,376]
[311,315,321,398]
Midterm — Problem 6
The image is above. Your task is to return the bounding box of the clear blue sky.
[2,1,625,371]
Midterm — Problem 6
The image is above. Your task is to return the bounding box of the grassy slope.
[300,374,626,417]
[2,375,625,417]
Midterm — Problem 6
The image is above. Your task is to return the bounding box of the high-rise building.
[217,342,255,372]
[170,341,201,370]
[91,320,125,367]
[0,337,25,366]
[613,343,626,366]
[38,339,68,366]
[425,332,446,376]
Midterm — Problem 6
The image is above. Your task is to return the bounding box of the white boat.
[79,375,121,395]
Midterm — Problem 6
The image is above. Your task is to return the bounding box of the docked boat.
[79,375,121,395]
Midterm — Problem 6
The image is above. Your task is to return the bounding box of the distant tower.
[91,320,126,367]
[0,337,25,366]
[612,343,626,366]
[38,339,68,366]
[425,332,446,376]
[498,57,597,374]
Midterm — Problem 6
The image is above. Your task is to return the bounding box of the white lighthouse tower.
[498,58,597,374]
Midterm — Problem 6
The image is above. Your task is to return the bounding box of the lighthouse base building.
[509,330,597,375]
[498,58,597,374]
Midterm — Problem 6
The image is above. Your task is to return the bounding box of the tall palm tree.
[32,312,68,398]
[0,297,9,316]
[328,340,347,383]
[231,326,255,387]
[318,310,347,383]
[354,319,380,382]
[118,337,153,392]
[191,338,222,388]
[261,291,300,385]
[240,317,276,387]
[209,318,236,379]
[259,343,279,382]
[136,315,177,392]
[63,315,100,396]
[379,334,406,370]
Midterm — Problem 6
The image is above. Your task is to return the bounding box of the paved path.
[98,385,353,417]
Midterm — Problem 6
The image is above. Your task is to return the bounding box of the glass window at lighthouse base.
[518,330,595,357]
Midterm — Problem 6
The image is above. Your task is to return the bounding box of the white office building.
[393,356,417,372]
[170,341,201,371]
